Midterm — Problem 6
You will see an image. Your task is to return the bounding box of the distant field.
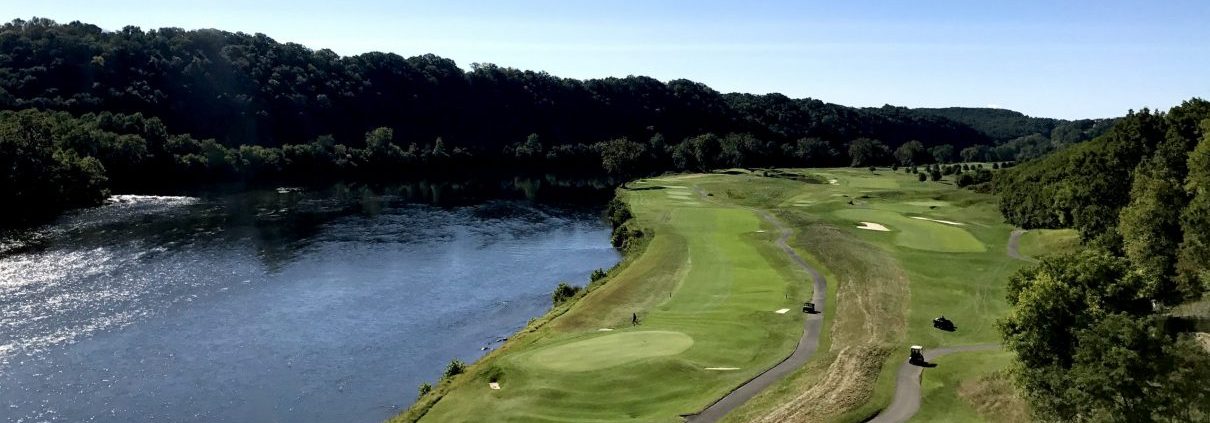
[398,167,1034,423]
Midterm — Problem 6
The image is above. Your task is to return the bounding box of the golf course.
[399,166,1043,423]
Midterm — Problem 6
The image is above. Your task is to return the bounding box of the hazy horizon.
[9,0,1210,119]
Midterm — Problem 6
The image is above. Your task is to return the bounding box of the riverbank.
[397,167,1036,423]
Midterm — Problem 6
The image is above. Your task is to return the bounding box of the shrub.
[868,165,876,172]
[443,359,466,379]
[590,268,608,282]
[552,282,581,306]
[417,382,432,398]
[930,169,942,181]
[917,172,927,182]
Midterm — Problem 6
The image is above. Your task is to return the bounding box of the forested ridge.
[1,17,1105,224]
[996,99,1210,422]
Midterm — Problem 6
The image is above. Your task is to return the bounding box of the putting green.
[834,208,986,253]
[523,331,694,372]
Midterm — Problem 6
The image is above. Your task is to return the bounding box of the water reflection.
[0,177,619,423]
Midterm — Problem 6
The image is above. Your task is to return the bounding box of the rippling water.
[0,186,619,422]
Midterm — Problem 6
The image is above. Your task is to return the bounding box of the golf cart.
[909,345,925,365]
[802,301,816,313]
[933,315,955,331]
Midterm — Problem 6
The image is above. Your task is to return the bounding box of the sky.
[9,0,1210,119]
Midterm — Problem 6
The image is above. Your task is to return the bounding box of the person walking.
[632,312,638,326]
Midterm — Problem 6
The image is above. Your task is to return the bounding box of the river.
[0,182,620,423]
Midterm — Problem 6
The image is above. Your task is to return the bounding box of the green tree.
[599,137,647,188]
[848,138,890,167]
[917,172,927,182]
[960,145,988,162]
[1118,156,1188,303]
[929,144,955,163]
[1176,119,1210,297]
[893,140,929,166]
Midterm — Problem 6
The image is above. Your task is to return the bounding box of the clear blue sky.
[11,0,1210,119]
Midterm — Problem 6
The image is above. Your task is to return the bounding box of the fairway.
[403,167,1030,423]
[404,173,809,422]
[523,331,694,372]
[833,208,986,253]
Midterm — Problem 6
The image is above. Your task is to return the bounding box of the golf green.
[523,331,695,372]
[833,208,986,253]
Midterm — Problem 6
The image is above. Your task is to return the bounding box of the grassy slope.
[721,168,1026,422]
[1017,229,1079,259]
[404,175,809,422]
[911,350,1029,423]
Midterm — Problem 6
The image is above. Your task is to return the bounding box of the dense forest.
[995,99,1210,421]
[1,18,1107,224]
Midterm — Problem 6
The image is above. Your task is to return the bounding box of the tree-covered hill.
[0,17,1115,224]
[995,98,1210,421]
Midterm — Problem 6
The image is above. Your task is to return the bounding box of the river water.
[0,183,619,423]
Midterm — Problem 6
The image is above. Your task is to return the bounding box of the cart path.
[682,188,827,423]
[866,344,1001,423]
[1007,229,1032,261]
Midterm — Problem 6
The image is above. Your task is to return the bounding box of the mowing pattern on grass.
[722,167,1024,423]
[523,331,694,372]
[404,168,1029,423]
[412,174,808,422]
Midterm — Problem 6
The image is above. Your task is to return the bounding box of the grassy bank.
[395,167,1032,422]
[399,173,812,422]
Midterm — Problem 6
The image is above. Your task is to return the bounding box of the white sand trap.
[856,222,890,231]
[910,216,965,226]
[828,179,839,185]
[704,367,741,371]
[755,230,766,233]
[489,382,501,390]
[775,308,791,314]
[598,328,614,332]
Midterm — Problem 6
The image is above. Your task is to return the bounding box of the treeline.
[0,19,1106,160]
[0,18,1113,224]
[916,107,1117,162]
[995,99,1210,421]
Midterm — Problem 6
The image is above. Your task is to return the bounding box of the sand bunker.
[488,382,501,390]
[598,328,614,332]
[828,179,839,185]
[910,216,965,226]
[856,222,890,231]
[775,308,791,314]
[705,367,741,371]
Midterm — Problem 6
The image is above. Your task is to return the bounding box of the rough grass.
[912,351,1028,423]
[1017,229,1079,259]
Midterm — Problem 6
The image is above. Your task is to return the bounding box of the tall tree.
[1176,119,1210,298]
[848,138,890,167]
[893,140,929,166]
[599,138,646,188]
[1118,156,1188,303]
